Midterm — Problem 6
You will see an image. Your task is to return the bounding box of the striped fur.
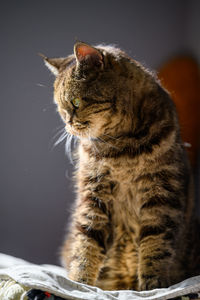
[43,42,200,291]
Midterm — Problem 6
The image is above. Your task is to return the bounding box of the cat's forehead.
[58,68,102,97]
[64,75,89,96]
[55,73,88,103]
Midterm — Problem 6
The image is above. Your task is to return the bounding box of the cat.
[42,42,200,291]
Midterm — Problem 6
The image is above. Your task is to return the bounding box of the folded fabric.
[0,253,200,300]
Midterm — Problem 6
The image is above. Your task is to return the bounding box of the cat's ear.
[39,53,74,76]
[74,42,103,69]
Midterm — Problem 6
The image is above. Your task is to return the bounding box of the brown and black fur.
[42,42,200,291]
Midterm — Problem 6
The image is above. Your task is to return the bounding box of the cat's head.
[42,42,137,140]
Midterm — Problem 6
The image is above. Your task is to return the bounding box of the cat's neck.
[79,132,148,160]
[79,116,178,161]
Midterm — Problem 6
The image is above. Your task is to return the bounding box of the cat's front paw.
[68,273,89,285]
[139,276,168,291]
[68,269,95,286]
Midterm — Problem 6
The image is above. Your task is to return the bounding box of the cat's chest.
[114,178,140,230]
[80,152,142,228]
[105,159,141,228]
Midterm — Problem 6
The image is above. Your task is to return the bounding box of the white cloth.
[0,253,200,300]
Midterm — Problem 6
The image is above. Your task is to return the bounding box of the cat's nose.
[68,114,74,125]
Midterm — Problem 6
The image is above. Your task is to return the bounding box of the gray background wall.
[1,0,199,265]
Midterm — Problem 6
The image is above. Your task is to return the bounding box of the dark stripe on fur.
[163,231,174,241]
[76,223,106,252]
[91,197,108,214]
[141,194,182,210]
[136,171,183,196]
[144,250,172,261]
[141,274,156,279]
[89,125,174,159]
[81,195,108,215]
[92,107,111,114]
[98,266,110,280]
[139,225,166,242]
[135,170,182,184]
[83,170,110,185]
[148,125,174,147]
[137,187,151,193]
[163,215,178,229]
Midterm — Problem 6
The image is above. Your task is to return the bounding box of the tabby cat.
[42,42,200,291]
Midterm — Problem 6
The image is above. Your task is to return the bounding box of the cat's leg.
[97,231,139,290]
[61,179,114,286]
[137,206,181,290]
[135,172,185,291]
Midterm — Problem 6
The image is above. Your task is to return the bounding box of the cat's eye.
[72,98,81,108]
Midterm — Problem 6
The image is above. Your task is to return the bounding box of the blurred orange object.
[158,56,200,167]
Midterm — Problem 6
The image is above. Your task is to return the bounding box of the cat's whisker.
[53,124,66,131]
[65,132,79,164]
[52,127,78,164]
[93,142,100,153]
[102,133,120,141]
[50,127,67,151]
[97,136,120,150]
[36,83,47,88]
[52,125,66,140]
[56,127,66,137]
[65,132,73,162]
[54,129,68,147]
[87,131,100,153]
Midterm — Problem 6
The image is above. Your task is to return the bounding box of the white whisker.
[52,125,66,139]
[52,126,78,164]
[36,83,47,88]
[97,136,120,150]
[65,132,73,154]
[88,131,99,153]
[50,127,66,149]
[54,130,68,147]
[65,132,79,164]
[102,133,120,141]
